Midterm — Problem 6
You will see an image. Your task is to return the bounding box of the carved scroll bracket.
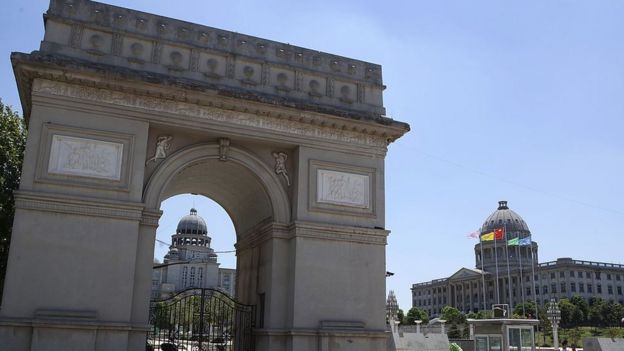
[218,138,231,161]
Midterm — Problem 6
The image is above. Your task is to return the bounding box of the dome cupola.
[176,208,208,235]
[480,201,530,236]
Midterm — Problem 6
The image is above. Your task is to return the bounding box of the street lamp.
[546,298,561,349]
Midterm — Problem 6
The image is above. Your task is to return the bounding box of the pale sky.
[2,0,623,310]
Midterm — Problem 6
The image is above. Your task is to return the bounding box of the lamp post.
[546,298,561,350]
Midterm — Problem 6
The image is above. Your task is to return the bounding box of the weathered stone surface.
[583,337,624,351]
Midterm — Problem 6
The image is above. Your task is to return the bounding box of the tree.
[406,307,429,324]
[397,308,405,324]
[559,298,579,328]
[570,295,589,324]
[0,100,26,299]
[513,301,538,319]
[441,306,466,325]
[588,298,606,327]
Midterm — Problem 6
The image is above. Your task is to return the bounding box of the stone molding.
[253,327,388,338]
[43,0,386,118]
[0,316,150,332]
[236,220,389,251]
[14,190,145,222]
[30,78,397,152]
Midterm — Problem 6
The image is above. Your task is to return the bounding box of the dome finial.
[498,201,508,210]
[190,208,197,215]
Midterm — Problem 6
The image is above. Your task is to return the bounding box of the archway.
[0,1,408,350]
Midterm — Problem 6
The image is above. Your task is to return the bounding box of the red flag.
[494,228,504,240]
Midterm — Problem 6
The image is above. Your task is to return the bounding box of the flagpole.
[504,224,513,312]
[518,234,526,317]
[529,237,538,319]
[494,231,500,305]
[479,235,487,311]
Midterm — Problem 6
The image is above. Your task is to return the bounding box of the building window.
[607,274,612,280]
[561,283,566,293]
[190,267,196,287]
[617,286,622,295]
[198,267,203,287]
[586,272,591,278]
[616,275,621,281]
[570,271,575,277]
[551,284,557,294]
[597,284,602,294]
[608,286,613,295]
[551,272,555,279]
[560,271,565,278]
[182,266,188,287]
[543,285,548,294]
[525,276,530,282]
[571,283,576,292]
[579,283,585,293]
[535,287,540,295]
[588,284,593,293]
[578,271,583,278]
[526,287,532,296]
[596,272,601,280]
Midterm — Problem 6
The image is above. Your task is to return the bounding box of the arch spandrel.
[143,143,291,235]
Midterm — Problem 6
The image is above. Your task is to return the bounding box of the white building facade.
[152,208,236,299]
[412,201,624,317]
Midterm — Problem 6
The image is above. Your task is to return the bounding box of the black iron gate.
[147,288,255,351]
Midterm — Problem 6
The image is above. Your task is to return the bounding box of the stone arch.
[143,143,290,234]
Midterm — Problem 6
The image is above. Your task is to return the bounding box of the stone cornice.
[14,190,146,222]
[236,220,389,251]
[39,0,391,120]
[18,64,407,154]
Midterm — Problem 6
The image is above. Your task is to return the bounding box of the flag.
[467,230,479,239]
[519,237,532,246]
[495,228,505,240]
[507,237,519,246]
[481,232,494,241]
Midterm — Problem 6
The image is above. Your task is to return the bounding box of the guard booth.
[468,305,539,351]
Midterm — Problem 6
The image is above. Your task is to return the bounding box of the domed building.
[151,208,236,299]
[411,201,624,317]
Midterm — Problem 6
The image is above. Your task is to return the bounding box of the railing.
[148,288,255,351]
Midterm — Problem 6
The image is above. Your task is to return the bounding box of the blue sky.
[2,0,623,310]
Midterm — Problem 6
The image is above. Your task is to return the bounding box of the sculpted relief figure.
[146,135,173,165]
[272,151,290,186]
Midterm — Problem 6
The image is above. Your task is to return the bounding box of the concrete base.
[583,337,624,351]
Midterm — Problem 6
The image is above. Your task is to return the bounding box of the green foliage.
[448,323,462,339]
[449,342,463,351]
[513,301,539,319]
[441,306,466,324]
[397,308,405,324]
[0,100,26,299]
[559,298,578,328]
[567,328,583,349]
[406,307,429,324]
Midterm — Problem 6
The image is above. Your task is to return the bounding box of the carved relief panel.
[309,160,375,217]
[36,124,134,190]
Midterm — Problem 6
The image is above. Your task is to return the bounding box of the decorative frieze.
[32,80,391,149]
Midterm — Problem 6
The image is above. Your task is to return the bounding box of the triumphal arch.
[0,0,409,350]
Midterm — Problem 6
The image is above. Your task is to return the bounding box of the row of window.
[182,266,204,287]
[414,271,624,296]
[414,284,624,307]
